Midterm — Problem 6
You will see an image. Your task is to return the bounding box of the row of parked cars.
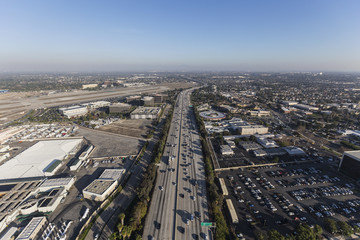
[289,184,354,201]
[266,167,322,178]
[275,175,341,188]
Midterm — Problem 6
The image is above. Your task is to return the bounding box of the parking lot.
[218,160,360,239]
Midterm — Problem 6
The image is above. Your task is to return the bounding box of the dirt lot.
[98,119,153,139]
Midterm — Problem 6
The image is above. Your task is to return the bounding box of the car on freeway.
[159,186,164,191]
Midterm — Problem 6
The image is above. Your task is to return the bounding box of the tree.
[296,224,316,240]
[324,218,337,234]
[267,229,285,240]
[337,221,353,236]
[314,224,323,237]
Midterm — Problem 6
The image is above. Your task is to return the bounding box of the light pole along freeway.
[143,89,212,240]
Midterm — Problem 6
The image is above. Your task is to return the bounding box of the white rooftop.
[99,169,125,181]
[344,150,360,161]
[40,177,74,188]
[16,216,46,240]
[0,139,82,180]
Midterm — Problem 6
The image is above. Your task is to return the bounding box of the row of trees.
[324,218,359,237]
[192,91,230,240]
[110,104,174,240]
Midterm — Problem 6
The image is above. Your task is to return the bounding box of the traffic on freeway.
[143,89,212,240]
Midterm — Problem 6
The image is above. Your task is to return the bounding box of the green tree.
[295,224,316,240]
[324,218,337,234]
[337,221,353,236]
[267,229,285,240]
[314,224,323,237]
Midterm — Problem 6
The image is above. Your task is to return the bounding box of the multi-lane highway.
[143,89,212,240]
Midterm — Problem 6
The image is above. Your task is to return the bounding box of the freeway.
[143,89,212,240]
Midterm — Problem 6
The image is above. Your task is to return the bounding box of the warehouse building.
[38,177,75,192]
[16,216,47,240]
[339,150,360,180]
[83,169,125,201]
[130,107,161,119]
[99,169,125,182]
[239,125,268,135]
[0,139,83,180]
[109,103,132,113]
[82,84,98,89]
[83,179,117,201]
[239,142,262,151]
[59,105,88,118]
[220,145,234,156]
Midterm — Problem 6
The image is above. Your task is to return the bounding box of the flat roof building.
[239,125,268,135]
[109,103,132,113]
[16,216,47,240]
[339,151,360,180]
[0,139,82,180]
[220,145,234,156]
[239,142,262,151]
[130,107,161,119]
[83,179,117,201]
[39,177,75,192]
[59,105,88,118]
[99,169,125,182]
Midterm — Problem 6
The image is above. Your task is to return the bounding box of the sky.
[1,0,360,72]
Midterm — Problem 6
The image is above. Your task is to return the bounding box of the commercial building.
[38,177,75,192]
[293,104,319,111]
[199,110,226,121]
[249,110,271,117]
[283,146,306,156]
[239,142,262,151]
[99,169,125,182]
[143,96,154,106]
[82,84,98,89]
[339,151,360,180]
[126,95,141,103]
[83,179,117,201]
[153,94,164,104]
[239,125,268,135]
[130,107,161,119]
[220,145,234,156]
[282,101,298,106]
[109,103,132,113]
[256,137,278,148]
[84,101,110,110]
[0,139,83,180]
[59,105,88,118]
[83,169,125,201]
[16,216,47,240]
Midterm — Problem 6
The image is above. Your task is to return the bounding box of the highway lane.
[143,89,212,240]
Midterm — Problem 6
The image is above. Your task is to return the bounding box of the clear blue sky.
[1,0,360,72]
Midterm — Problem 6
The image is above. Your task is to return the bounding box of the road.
[82,106,171,240]
[143,89,212,240]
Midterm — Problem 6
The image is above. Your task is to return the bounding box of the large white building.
[0,139,83,180]
[239,125,268,135]
[59,105,88,118]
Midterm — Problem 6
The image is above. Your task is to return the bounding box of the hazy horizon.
[1,0,360,72]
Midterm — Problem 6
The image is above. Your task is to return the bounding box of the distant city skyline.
[1,0,360,72]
